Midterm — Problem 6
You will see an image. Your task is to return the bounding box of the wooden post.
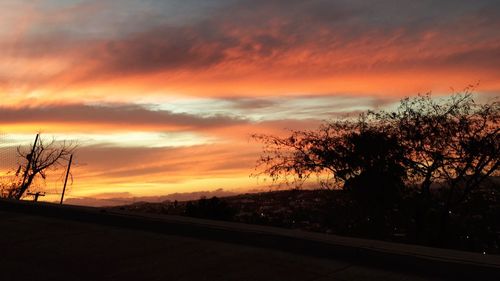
[60,154,73,205]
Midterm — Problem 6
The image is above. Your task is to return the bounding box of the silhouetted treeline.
[185,197,236,220]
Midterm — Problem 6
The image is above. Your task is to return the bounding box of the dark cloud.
[3,0,500,87]
[438,47,500,70]
[368,46,500,73]
[93,26,236,75]
[0,103,247,129]
[77,0,500,79]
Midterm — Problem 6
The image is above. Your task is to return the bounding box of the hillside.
[112,187,500,255]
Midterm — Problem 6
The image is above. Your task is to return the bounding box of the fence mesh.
[0,133,20,197]
[0,133,19,168]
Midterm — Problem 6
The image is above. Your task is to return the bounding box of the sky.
[0,0,499,202]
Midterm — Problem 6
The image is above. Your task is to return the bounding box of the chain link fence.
[0,133,19,168]
[0,132,20,197]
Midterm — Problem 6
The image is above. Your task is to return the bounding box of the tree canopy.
[254,91,499,203]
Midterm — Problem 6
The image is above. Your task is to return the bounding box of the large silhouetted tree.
[255,91,498,194]
[253,116,406,205]
[376,91,499,200]
[375,91,499,243]
[254,90,499,243]
[370,88,500,244]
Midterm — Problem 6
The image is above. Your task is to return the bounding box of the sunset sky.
[1,0,499,203]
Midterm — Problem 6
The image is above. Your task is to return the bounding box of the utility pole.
[60,154,73,204]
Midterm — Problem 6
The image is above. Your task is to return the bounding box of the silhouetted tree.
[342,129,406,207]
[253,117,406,207]
[7,134,76,200]
[254,90,499,244]
[253,120,407,236]
[369,91,500,241]
[375,91,499,199]
[374,91,499,243]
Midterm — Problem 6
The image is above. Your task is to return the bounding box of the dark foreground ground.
[1,200,499,281]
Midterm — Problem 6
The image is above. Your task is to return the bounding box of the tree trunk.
[14,173,35,200]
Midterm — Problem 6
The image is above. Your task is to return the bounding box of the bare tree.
[253,116,407,198]
[8,134,76,200]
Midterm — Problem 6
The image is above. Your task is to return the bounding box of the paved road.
[0,210,441,281]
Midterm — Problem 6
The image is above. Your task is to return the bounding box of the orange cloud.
[2,1,500,102]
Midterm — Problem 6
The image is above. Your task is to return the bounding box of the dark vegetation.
[185,197,236,220]
[116,90,499,254]
[251,90,499,252]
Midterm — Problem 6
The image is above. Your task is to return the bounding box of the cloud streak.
[0,103,247,131]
